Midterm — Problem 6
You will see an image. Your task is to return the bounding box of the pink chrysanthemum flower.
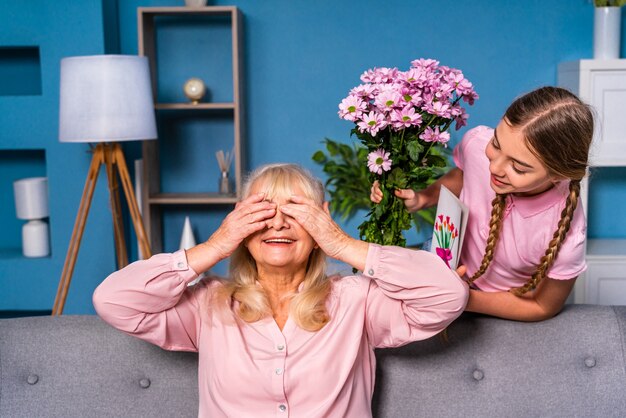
[374,88,401,112]
[391,106,422,129]
[350,83,376,100]
[419,126,451,146]
[357,111,387,137]
[367,149,392,175]
[411,58,439,70]
[338,95,366,121]
[455,111,469,130]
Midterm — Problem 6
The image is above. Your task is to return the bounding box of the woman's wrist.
[335,238,369,272]
[186,241,223,274]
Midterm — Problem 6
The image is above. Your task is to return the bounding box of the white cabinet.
[558,59,626,305]
[585,240,626,304]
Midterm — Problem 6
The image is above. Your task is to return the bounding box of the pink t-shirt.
[453,125,587,292]
[93,245,467,418]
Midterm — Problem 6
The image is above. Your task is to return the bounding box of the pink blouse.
[93,244,468,418]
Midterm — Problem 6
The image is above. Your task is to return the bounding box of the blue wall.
[0,1,118,314]
[1,0,625,313]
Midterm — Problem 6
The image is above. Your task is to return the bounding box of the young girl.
[371,86,594,321]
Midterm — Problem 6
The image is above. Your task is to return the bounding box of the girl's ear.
[323,201,331,215]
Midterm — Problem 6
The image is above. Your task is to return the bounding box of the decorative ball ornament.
[183,78,206,104]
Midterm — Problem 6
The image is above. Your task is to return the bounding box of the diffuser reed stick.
[216,149,234,194]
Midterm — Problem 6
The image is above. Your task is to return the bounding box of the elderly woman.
[93,163,468,417]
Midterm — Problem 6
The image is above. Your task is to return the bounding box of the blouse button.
[275,368,283,375]
[177,262,185,269]
[368,268,374,276]
[139,378,151,388]
[277,344,285,351]
[278,404,287,412]
[584,357,596,368]
[27,374,39,385]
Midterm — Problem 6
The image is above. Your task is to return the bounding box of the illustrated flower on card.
[434,214,459,267]
[333,58,478,246]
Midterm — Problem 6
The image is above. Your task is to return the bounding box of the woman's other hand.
[208,193,277,259]
[280,195,368,271]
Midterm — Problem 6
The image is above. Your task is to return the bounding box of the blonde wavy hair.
[467,87,593,295]
[212,163,331,331]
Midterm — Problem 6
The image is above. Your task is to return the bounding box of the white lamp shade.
[14,177,49,220]
[59,55,157,143]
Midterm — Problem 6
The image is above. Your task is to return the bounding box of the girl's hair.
[468,87,593,295]
[212,163,331,331]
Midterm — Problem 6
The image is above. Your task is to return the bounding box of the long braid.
[467,194,507,285]
[511,181,581,295]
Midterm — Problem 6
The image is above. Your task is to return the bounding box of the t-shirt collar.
[509,180,570,218]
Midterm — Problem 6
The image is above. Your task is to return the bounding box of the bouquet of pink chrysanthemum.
[338,58,478,246]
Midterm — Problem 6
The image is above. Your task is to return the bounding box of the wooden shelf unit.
[138,6,244,253]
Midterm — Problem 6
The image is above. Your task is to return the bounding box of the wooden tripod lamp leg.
[104,144,129,269]
[113,143,152,259]
[52,145,104,316]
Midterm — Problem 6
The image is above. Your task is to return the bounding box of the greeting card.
[430,185,468,270]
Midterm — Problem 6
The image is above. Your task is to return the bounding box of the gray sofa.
[1,305,625,417]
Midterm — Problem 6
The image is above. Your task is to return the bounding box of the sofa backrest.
[1,305,625,417]
[373,304,626,417]
[0,316,198,418]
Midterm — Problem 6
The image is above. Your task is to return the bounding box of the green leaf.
[407,140,424,162]
[311,150,326,164]
[326,140,339,156]
[387,168,408,189]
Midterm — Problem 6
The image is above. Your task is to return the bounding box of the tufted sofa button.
[139,378,151,388]
[472,369,484,381]
[584,357,596,368]
[27,374,39,385]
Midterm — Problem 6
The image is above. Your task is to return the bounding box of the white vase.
[184,0,207,7]
[179,216,196,250]
[594,7,622,60]
[22,219,49,257]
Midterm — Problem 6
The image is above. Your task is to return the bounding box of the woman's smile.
[262,237,296,245]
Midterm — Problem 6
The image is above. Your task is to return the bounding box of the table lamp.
[53,55,157,315]
[13,177,49,257]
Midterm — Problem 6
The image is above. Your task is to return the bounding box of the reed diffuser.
[216,149,234,194]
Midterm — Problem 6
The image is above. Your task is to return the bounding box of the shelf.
[138,6,236,16]
[155,102,235,110]
[559,59,626,72]
[138,6,244,253]
[558,60,626,304]
[586,239,626,258]
[148,193,237,205]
